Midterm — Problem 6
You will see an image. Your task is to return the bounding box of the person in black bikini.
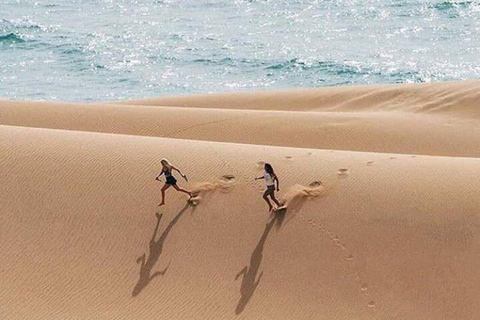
[156,158,192,206]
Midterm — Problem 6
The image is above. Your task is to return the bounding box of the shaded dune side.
[118,81,480,116]
[1,125,479,320]
[3,99,480,157]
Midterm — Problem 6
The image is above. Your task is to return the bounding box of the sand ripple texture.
[1,82,480,319]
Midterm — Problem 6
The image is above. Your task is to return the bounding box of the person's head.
[264,163,274,175]
[161,158,171,167]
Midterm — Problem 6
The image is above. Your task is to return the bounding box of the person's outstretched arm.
[172,165,187,180]
[255,175,264,180]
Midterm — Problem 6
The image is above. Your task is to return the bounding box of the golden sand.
[1,81,479,319]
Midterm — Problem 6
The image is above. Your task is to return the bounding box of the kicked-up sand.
[1,81,479,319]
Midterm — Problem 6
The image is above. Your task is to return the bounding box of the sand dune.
[119,81,480,116]
[1,81,480,319]
[3,83,480,157]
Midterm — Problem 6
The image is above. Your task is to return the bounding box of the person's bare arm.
[274,175,280,191]
[172,165,185,176]
[172,165,188,180]
[255,175,264,180]
[155,169,164,181]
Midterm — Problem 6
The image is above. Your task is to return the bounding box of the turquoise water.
[1,0,479,102]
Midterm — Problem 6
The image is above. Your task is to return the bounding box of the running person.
[255,163,280,211]
[156,158,192,206]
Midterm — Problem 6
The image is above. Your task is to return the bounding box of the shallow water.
[1,0,479,102]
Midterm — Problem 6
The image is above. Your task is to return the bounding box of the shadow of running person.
[132,203,191,297]
[273,207,287,230]
[234,215,278,314]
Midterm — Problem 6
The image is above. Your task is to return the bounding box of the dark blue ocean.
[1,0,479,102]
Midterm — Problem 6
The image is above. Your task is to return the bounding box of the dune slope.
[3,81,480,158]
[1,81,480,319]
[1,123,479,320]
[119,81,480,116]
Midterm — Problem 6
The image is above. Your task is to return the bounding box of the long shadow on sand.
[234,209,286,314]
[132,203,191,297]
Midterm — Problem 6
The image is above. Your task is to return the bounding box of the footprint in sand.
[218,175,236,193]
[361,284,368,292]
[366,161,374,166]
[285,156,292,159]
[367,301,376,308]
[390,156,396,160]
[337,168,349,176]
[221,174,235,181]
[309,181,322,187]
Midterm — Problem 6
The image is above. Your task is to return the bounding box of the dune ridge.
[3,81,480,157]
[1,81,480,319]
[119,81,480,116]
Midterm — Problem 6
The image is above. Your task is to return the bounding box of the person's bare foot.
[189,191,199,198]
[158,202,165,207]
[268,205,273,212]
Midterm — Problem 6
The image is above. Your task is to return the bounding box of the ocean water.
[1,0,479,102]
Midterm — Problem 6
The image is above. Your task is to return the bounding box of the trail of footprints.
[298,212,376,311]
[257,154,416,311]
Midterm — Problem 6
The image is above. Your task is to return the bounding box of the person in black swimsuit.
[156,158,192,206]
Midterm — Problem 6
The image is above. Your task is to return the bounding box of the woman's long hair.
[161,158,172,169]
[265,163,275,176]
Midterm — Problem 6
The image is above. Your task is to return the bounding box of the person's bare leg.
[270,192,281,207]
[173,184,192,197]
[158,184,171,206]
[263,190,273,211]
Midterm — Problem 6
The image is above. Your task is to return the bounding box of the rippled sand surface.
[1,81,479,319]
